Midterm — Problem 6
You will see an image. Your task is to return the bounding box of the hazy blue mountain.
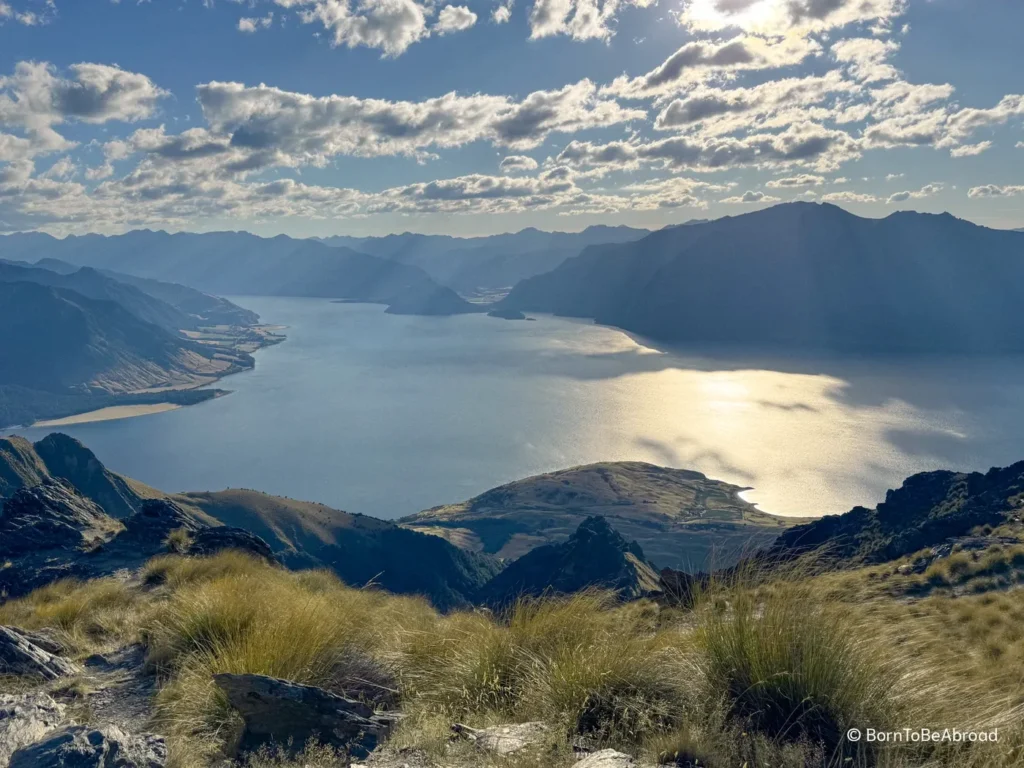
[501,203,1024,354]
[0,261,196,333]
[0,281,221,393]
[319,225,651,295]
[0,230,476,313]
[33,258,260,327]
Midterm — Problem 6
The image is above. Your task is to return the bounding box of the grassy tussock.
[0,578,144,653]
[5,550,1024,767]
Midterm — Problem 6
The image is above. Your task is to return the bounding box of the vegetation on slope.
[3,550,1023,768]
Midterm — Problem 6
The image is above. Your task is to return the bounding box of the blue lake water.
[14,297,1024,520]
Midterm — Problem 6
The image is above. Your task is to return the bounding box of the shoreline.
[32,403,184,427]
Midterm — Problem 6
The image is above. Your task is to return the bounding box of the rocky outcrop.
[7,725,166,768]
[186,526,277,563]
[452,722,550,756]
[213,673,399,759]
[571,750,655,768]
[0,627,79,680]
[476,516,662,607]
[0,437,50,498]
[33,434,144,520]
[0,480,119,559]
[0,694,66,768]
[118,499,205,548]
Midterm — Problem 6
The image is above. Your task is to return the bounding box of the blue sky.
[1,0,1022,237]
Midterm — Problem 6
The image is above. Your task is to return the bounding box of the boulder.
[0,626,79,680]
[7,725,166,768]
[452,722,550,756]
[0,693,66,768]
[213,673,397,759]
[571,750,655,768]
[119,499,205,547]
[186,526,277,563]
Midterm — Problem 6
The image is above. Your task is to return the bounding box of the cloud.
[677,0,907,37]
[528,0,654,41]
[499,154,539,173]
[603,36,820,99]
[822,190,879,203]
[720,189,780,203]
[0,61,167,164]
[831,37,899,82]
[968,185,1024,199]
[275,0,432,57]
[0,0,57,25]
[196,78,644,166]
[765,173,825,188]
[238,13,274,32]
[433,4,477,34]
[949,141,992,158]
[492,0,512,21]
[886,182,943,204]
[652,71,858,135]
[556,121,860,173]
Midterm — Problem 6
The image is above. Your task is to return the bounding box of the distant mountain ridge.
[0,230,480,315]
[500,203,1024,354]
[320,225,652,296]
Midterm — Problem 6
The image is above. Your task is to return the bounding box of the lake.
[14,297,1024,520]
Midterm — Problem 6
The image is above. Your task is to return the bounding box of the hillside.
[0,282,233,394]
[0,433,498,609]
[500,203,1024,354]
[402,461,800,570]
[171,489,500,610]
[0,231,478,315]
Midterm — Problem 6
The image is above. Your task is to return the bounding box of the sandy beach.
[32,403,183,427]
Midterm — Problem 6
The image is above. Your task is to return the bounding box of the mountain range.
[500,203,1024,354]
[319,225,651,296]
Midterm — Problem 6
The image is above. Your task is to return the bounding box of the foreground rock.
[7,725,166,768]
[452,722,550,756]
[571,750,656,768]
[214,673,399,759]
[0,487,276,599]
[0,694,66,768]
[0,626,79,680]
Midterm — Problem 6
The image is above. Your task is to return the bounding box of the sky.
[0,0,1022,237]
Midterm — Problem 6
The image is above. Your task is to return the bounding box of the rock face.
[476,516,662,607]
[0,484,276,600]
[32,434,144,520]
[762,461,1024,566]
[7,725,166,768]
[0,480,119,559]
[0,626,79,680]
[186,526,277,562]
[0,693,66,768]
[213,673,398,759]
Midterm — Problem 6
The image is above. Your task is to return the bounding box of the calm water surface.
[15,297,1024,520]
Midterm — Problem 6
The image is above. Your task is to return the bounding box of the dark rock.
[213,673,397,759]
[0,693,66,768]
[7,725,166,768]
[186,526,277,563]
[33,434,144,520]
[119,499,205,548]
[0,626,80,680]
[0,481,119,559]
[477,516,662,607]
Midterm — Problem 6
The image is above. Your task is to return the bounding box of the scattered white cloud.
[831,37,899,83]
[886,182,943,204]
[822,190,879,203]
[720,190,780,203]
[968,185,1024,199]
[676,0,908,38]
[274,0,433,57]
[433,4,476,34]
[949,141,992,158]
[528,0,654,41]
[238,13,273,32]
[499,155,539,173]
[492,0,512,22]
[765,173,824,188]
